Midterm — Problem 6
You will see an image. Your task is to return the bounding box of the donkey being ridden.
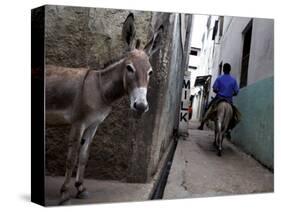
[214,101,233,156]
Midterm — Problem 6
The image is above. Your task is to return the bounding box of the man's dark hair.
[223,63,231,74]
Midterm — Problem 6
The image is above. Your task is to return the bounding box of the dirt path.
[163,121,273,199]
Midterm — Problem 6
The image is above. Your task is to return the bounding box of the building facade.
[211,16,274,169]
[190,15,219,121]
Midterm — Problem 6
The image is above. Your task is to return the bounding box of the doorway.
[240,20,253,88]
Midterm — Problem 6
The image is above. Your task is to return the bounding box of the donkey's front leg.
[75,123,98,199]
[60,123,84,205]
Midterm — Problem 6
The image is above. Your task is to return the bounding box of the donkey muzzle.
[133,101,148,113]
[130,87,149,113]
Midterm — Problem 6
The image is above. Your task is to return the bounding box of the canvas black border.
[31,5,45,206]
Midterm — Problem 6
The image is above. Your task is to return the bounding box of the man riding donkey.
[198,63,241,137]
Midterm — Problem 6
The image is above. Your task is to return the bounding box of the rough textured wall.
[45,5,192,182]
[45,6,89,68]
[150,13,192,175]
[45,6,152,69]
[232,77,273,169]
[127,14,193,182]
[126,12,173,182]
[45,5,153,181]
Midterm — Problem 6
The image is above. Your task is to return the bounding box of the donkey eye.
[126,64,135,73]
[148,70,153,76]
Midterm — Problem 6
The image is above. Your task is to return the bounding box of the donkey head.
[122,13,163,113]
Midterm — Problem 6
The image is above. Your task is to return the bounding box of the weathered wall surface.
[45,5,192,182]
[145,14,192,181]
[45,6,152,69]
[232,77,274,169]
[45,5,151,181]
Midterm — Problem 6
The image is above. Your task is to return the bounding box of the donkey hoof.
[59,198,72,206]
[198,126,204,130]
[76,190,91,199]
[217,151,222,157]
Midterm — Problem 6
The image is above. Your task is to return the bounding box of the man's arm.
[213,78,220,94]
[233,80,239,96]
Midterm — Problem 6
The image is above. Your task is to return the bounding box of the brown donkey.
[46,13,164,204]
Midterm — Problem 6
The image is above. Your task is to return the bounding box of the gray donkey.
[46,13,164,204]
[214,101,233,156]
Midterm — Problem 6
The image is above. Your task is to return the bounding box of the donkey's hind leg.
[216,121,223,156]
[60,123,84,205]
[75,123,98,199]
[217,131,223,157]
[214,120,218,147]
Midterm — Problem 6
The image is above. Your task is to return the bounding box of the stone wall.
[44,5,192,182]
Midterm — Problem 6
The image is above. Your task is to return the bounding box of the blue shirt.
[213,74,239,103]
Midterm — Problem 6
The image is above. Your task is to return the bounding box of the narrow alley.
[35,8,274,207]
[163,121,273,199]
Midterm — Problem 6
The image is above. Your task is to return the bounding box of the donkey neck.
[98,59,127,104]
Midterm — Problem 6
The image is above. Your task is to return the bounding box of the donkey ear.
[122,13,136,50]
[144,25,164,57]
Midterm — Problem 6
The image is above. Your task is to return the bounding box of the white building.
[190,15,219,121]
[211,16,273,88]
[207,16,274,169]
